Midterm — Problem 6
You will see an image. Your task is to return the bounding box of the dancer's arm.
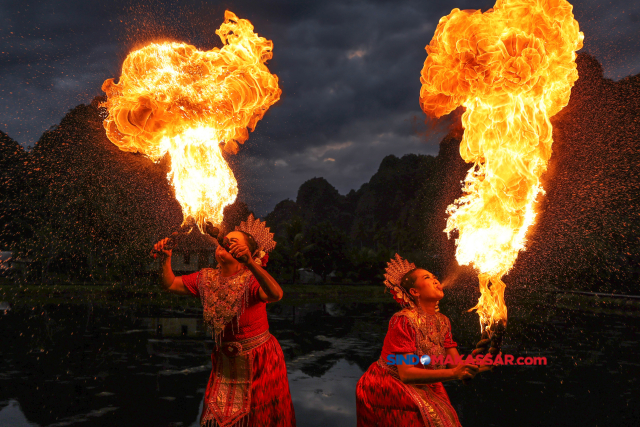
[229,241,283,302]
[154,238,190,295]
[397,355,479,385]
[445,347,493,373]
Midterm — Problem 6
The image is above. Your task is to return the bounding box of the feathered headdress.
[235,214,276,266]
[384,254,417,308]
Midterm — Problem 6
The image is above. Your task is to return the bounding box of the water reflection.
[0,400,38,427]
[0,301,11,314]
[289,359,363,427]
[1,300,639,426]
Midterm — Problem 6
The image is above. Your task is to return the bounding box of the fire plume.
[101,11,281,230]
[420,0,583,332]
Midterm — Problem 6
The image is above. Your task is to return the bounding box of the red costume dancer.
[356,255,482,427]
[155,215,295,427]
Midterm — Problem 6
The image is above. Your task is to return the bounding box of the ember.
[101,11,281,231]
[420,0,583,333]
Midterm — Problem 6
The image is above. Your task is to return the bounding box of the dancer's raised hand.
[452,364,479,381]
[153,238,173,258]
[228,238,252,264]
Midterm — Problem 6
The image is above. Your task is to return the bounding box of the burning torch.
[150,219,222,259]
[101,11,281,253]
[419,0,582,356]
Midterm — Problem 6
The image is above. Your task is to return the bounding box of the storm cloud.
[2,0,639,214]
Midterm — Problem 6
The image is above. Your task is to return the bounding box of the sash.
[201,330,272,427]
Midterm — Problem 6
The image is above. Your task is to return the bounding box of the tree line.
[1,54,638,293]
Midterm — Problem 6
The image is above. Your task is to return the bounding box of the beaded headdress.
[235,214,276,265]
[384,254,417,308]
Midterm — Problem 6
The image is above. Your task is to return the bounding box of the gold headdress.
[235,214,276,265]
[384,254,417,308]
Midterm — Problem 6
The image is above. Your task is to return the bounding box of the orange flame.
[101,11,281,230]
[420,0,583,332]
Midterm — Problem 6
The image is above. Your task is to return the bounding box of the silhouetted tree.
[304,221,348,281]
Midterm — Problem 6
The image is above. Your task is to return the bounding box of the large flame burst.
[101,11,281,230]
[420,0,583,332]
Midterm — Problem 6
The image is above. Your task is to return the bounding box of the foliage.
[303,221,348,281]
[1,102,182,284]
[265,154,439,283]
[0,54,638,293]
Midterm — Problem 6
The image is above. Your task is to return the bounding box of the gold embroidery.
[198,268,253,344]
[396,309,449,370]
[202,352,253,427]
[201,331,272,427]
[406,386,445,427]
[376,359,456,427]
[378,308,459,427]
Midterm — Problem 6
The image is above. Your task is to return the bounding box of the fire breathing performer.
[356,255,491,427]
[101,11,290,425]
[154,215,295,427]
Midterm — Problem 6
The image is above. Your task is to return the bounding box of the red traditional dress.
[356,308,462,427]
[183,267,296,427]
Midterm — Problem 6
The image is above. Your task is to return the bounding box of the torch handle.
[151,221,221,260]
[150,233,179,258]
[218,235,250,263]
[204,221,221,248]
[463,327,503,385]
[150,220,195,258]
[235,254,250,263]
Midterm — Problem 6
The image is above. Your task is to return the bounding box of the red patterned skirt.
[356,361,461,427]
[201,334,296,427]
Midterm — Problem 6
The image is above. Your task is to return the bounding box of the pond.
[0,297,639,426]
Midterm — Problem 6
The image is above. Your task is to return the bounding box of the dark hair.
[400,268,419,295]
[238,231,258,255]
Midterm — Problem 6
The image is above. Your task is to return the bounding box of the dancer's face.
[409,269,444,302]
[215,231,248,264]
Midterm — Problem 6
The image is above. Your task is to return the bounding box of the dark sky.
[2,0,639,215]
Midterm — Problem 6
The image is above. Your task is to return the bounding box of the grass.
[0,282,388,308]
[0,283,200,309]
[279,283,386,304]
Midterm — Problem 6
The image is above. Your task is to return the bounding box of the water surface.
[1,299,638,426]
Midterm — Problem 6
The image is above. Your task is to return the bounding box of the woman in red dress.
[356,254,487,427]
[154,215,295,427]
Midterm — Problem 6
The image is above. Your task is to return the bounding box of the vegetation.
[0,283,386,307]
[0,54,638,295]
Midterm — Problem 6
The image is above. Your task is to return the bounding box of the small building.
[0,251,31,280]
[0,251,12,276]
[148,228,218,274]
[169,251,216,273]
[140,317,203,337]
[0,301,12,314]
[298,268,322,284]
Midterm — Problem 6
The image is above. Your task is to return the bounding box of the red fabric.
[181,270,270,341]
[356,314,461,426]
[181,270,200,295]
[356,363,458,427]
[380,316,417,363]
[379,316,457,366]
[443,321,458,349]
[260,253,269,267]
[202,336,296,427]
[183,270,295,426]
